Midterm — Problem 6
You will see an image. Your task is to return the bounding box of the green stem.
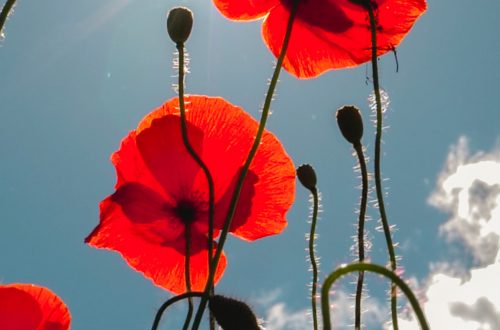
[321,263,429,330]
[353,142,368,330]
[190,2,299,329]
[308,187,319,330]
[182,224,193,330]
[367,4,399,328]
[175,42,216,290]
[151,292,204,330]
[0,0,17,35]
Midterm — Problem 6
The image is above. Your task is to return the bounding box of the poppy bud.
[209,295,260,330]
[297,164,317,192]
[167,7,193,44]
[336,105,364,145]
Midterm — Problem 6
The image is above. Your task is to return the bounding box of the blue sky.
[1,0,500,329]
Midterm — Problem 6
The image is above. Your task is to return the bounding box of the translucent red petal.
[86,197,227,294]
[0,284,71,330]
[87,95,295,293]
[213,0,280,21]
[226,0,427,78]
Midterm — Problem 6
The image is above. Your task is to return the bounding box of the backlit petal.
[86,197,226,294]
[174,96,295,239]
[111,132,168,197]
[215,131,295,241]
[136,115,204,200]
[213,0,279,21]
[0,287,41,329]
[261,0,426,78]
[0,284,70,330]
[111,183,184,243]
[89,95,294,293]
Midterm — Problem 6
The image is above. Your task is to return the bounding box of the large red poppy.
[213,0,427,78]
[86,95,295,294]
[0,283,71,330]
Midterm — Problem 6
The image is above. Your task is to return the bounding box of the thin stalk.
[190,2,299,329]
[321,263,429,330]
[308,187,319,330]
[366,4,399,328]
[175,42,216,288]
[353,142,368,330]
[182,224,194,330]
[0,0,17,35]
[151,292,204,330]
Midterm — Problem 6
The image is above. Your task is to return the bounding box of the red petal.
[139,97,253,203]
[0,284,70,330]
[0,287,41,329]
[136,115,205,200]
[111,183,184,243]
[86,197,226,294]
[213,0,279,21]
[215,132,296,241]
[142,96,295,240]
[89,95,294,292]
[262,0,427,78]
[111,132,166,196]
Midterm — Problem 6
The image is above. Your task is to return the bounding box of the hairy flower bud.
[297,164,317,192]
[336,105,364,144]
[209,295,260,330]
[167,7,193,44]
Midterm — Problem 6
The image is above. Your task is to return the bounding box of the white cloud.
[328,290,388,329]
[399,136,500,329]
[429,136,500,265]
[264,303,311,330]
[253,137,500,330]
[254,288,386,330]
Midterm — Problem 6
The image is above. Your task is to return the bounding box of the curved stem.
[182,224,194,330]
[0,0,17,35]
[366,5,399,328]
[190,2,299,329]
[353,142,368,330]
[308,187,319,330]
[321,263,429,330]
[151,292,204,330]
[175,42,216,290]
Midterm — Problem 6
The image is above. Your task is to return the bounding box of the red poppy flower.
[86,95,295,294]
[213,0,427,78]
[0,283,71,330]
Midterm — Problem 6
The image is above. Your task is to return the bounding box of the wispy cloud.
[253,288,387,329]
[398,136,500,329]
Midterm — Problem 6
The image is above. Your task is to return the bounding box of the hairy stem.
[176,42,216,292]
[367,5,399,328]
[0,0,17,35]
[321,263,428,330]
[308,187,319,330]
[353,142,368,330]
[190,2,299,329]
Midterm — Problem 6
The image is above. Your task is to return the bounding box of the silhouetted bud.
[209,295,260,330]
[336,105,364,144]
[167,7,193,44]
[297,164,317,192]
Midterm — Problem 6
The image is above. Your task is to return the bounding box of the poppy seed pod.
[297,164,317,192]
[336,105,364,145]
[209,295,260,330]
[167,7,193,44]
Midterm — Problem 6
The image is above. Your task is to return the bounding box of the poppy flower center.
[173,199,198,224]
